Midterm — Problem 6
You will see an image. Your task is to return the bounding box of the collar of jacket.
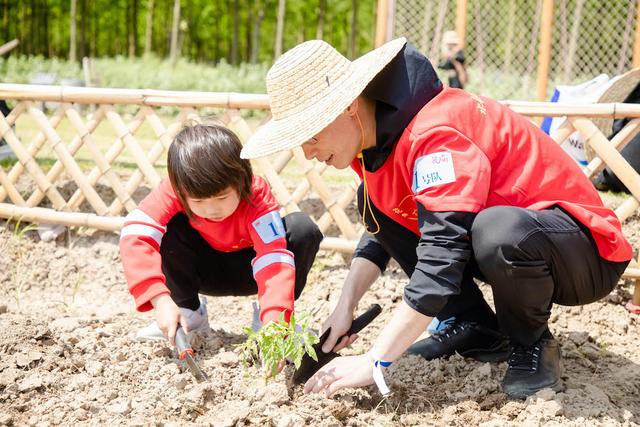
[361,42,443,172]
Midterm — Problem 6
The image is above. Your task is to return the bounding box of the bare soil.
[1,199,639,426]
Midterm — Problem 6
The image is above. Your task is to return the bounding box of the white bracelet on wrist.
[369,351,392,396]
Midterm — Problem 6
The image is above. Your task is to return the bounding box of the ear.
[344,97,359,117]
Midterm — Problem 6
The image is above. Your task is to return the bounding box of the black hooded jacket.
[353,42,477,317]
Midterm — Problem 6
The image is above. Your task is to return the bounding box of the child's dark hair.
[167,123,253,216]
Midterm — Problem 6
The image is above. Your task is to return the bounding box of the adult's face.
[300,103,363,170]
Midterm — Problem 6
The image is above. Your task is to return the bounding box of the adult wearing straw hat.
[241,38,632,399]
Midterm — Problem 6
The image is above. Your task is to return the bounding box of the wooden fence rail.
[0,84,638,309]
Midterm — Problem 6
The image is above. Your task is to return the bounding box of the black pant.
[159,212,323,311]
[358,186,629,346]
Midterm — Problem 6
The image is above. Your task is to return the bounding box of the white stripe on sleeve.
[124,209,166,230]
[252,252,295,277]
[120,223,164,246]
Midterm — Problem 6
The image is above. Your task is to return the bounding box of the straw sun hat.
[587,68,640,161]
[240,37,407,159]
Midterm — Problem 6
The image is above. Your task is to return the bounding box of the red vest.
[352,87,632,262]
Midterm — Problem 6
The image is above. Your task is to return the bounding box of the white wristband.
[369,351,392,396]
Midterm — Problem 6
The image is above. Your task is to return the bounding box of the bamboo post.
[0,104,67,209]
[68,109,145,212]
[107,108,183,215]
[0,39,19,56]
[584,118,640,179]
[319,236,358,253]
[633,281,640,306]
[549,120,575,144]
[291,147,359,240]
[634,0,640,68]
[536,0,554,102]
[455,0,468,48]
[28,106,110,215]
[375,0,389,48]
[570,117,640,202]
[65,107,137,212]
[26,107,107,208]
[0,167,26,206]
[223,109,301,213]
[0,202,123,231]
[104,107,162,188]
[615,197,639,223]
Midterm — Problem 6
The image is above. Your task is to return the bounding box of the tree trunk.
[419,0,432,55]
[316,0,325,40]
[169,0,180,65]
[244,0,252,62]
[563,0,585,82]
[472,0,484,89]
[503,0,516,72]
[231,0,239,65]
[522,0,543,98]
[69,0,77,61]
[250,0,264,63]
[274,0,285,59]
[129,0,138,58]
[29,0,35,55]
[144,0,155,56]
[91,1,98,56]
[348,0,358,58]
[44,0,51,57]
[2,0,9,43]
[80,0,87,59]
[429,0,448,63]
[617,0,636,74]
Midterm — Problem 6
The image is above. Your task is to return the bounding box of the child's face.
[186,187,241,221]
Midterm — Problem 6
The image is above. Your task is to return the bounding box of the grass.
[0,55,268,94]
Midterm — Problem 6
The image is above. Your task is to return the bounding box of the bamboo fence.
[0,84,639,307]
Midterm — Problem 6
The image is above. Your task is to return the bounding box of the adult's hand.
[303,354,374,397]
[321,257,383,353]
[151,293,188,346]
[321,303,358,353]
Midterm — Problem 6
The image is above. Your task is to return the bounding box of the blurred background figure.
[438,30,467,89]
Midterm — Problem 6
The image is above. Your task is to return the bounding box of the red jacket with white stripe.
[119,176,296,324]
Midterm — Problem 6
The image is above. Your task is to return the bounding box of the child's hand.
[262,357,286,377]
[151,294,188,346]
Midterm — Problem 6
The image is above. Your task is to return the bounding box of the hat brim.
[587,68,640,161]
[241,37,407,159]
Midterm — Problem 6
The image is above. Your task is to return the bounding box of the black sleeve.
[353,232,391,273]
[403,203,476,317]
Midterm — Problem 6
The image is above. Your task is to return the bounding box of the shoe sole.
[504,379,566,400]
[459,342,511,363]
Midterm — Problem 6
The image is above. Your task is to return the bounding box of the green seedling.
[236,311,319,379]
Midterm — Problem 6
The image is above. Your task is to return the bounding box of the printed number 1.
[268,222,278,237]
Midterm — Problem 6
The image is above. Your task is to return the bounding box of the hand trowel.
[291,303,382,384]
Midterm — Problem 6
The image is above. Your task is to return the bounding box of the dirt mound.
[0,224,639,426]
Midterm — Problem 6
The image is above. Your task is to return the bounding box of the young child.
[119,123,323,345]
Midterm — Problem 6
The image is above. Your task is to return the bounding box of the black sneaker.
[407,320,510,362]
[502,336,565,399]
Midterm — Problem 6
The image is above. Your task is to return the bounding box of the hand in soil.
[237,312,319,379]
[321,304,359,353]
[303,353,374,397]
[151,293,188,346]
[263,359,286,377]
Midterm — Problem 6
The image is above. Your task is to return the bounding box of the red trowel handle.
[175,327,194,360]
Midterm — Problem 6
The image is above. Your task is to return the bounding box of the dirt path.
[0,224,639,426]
